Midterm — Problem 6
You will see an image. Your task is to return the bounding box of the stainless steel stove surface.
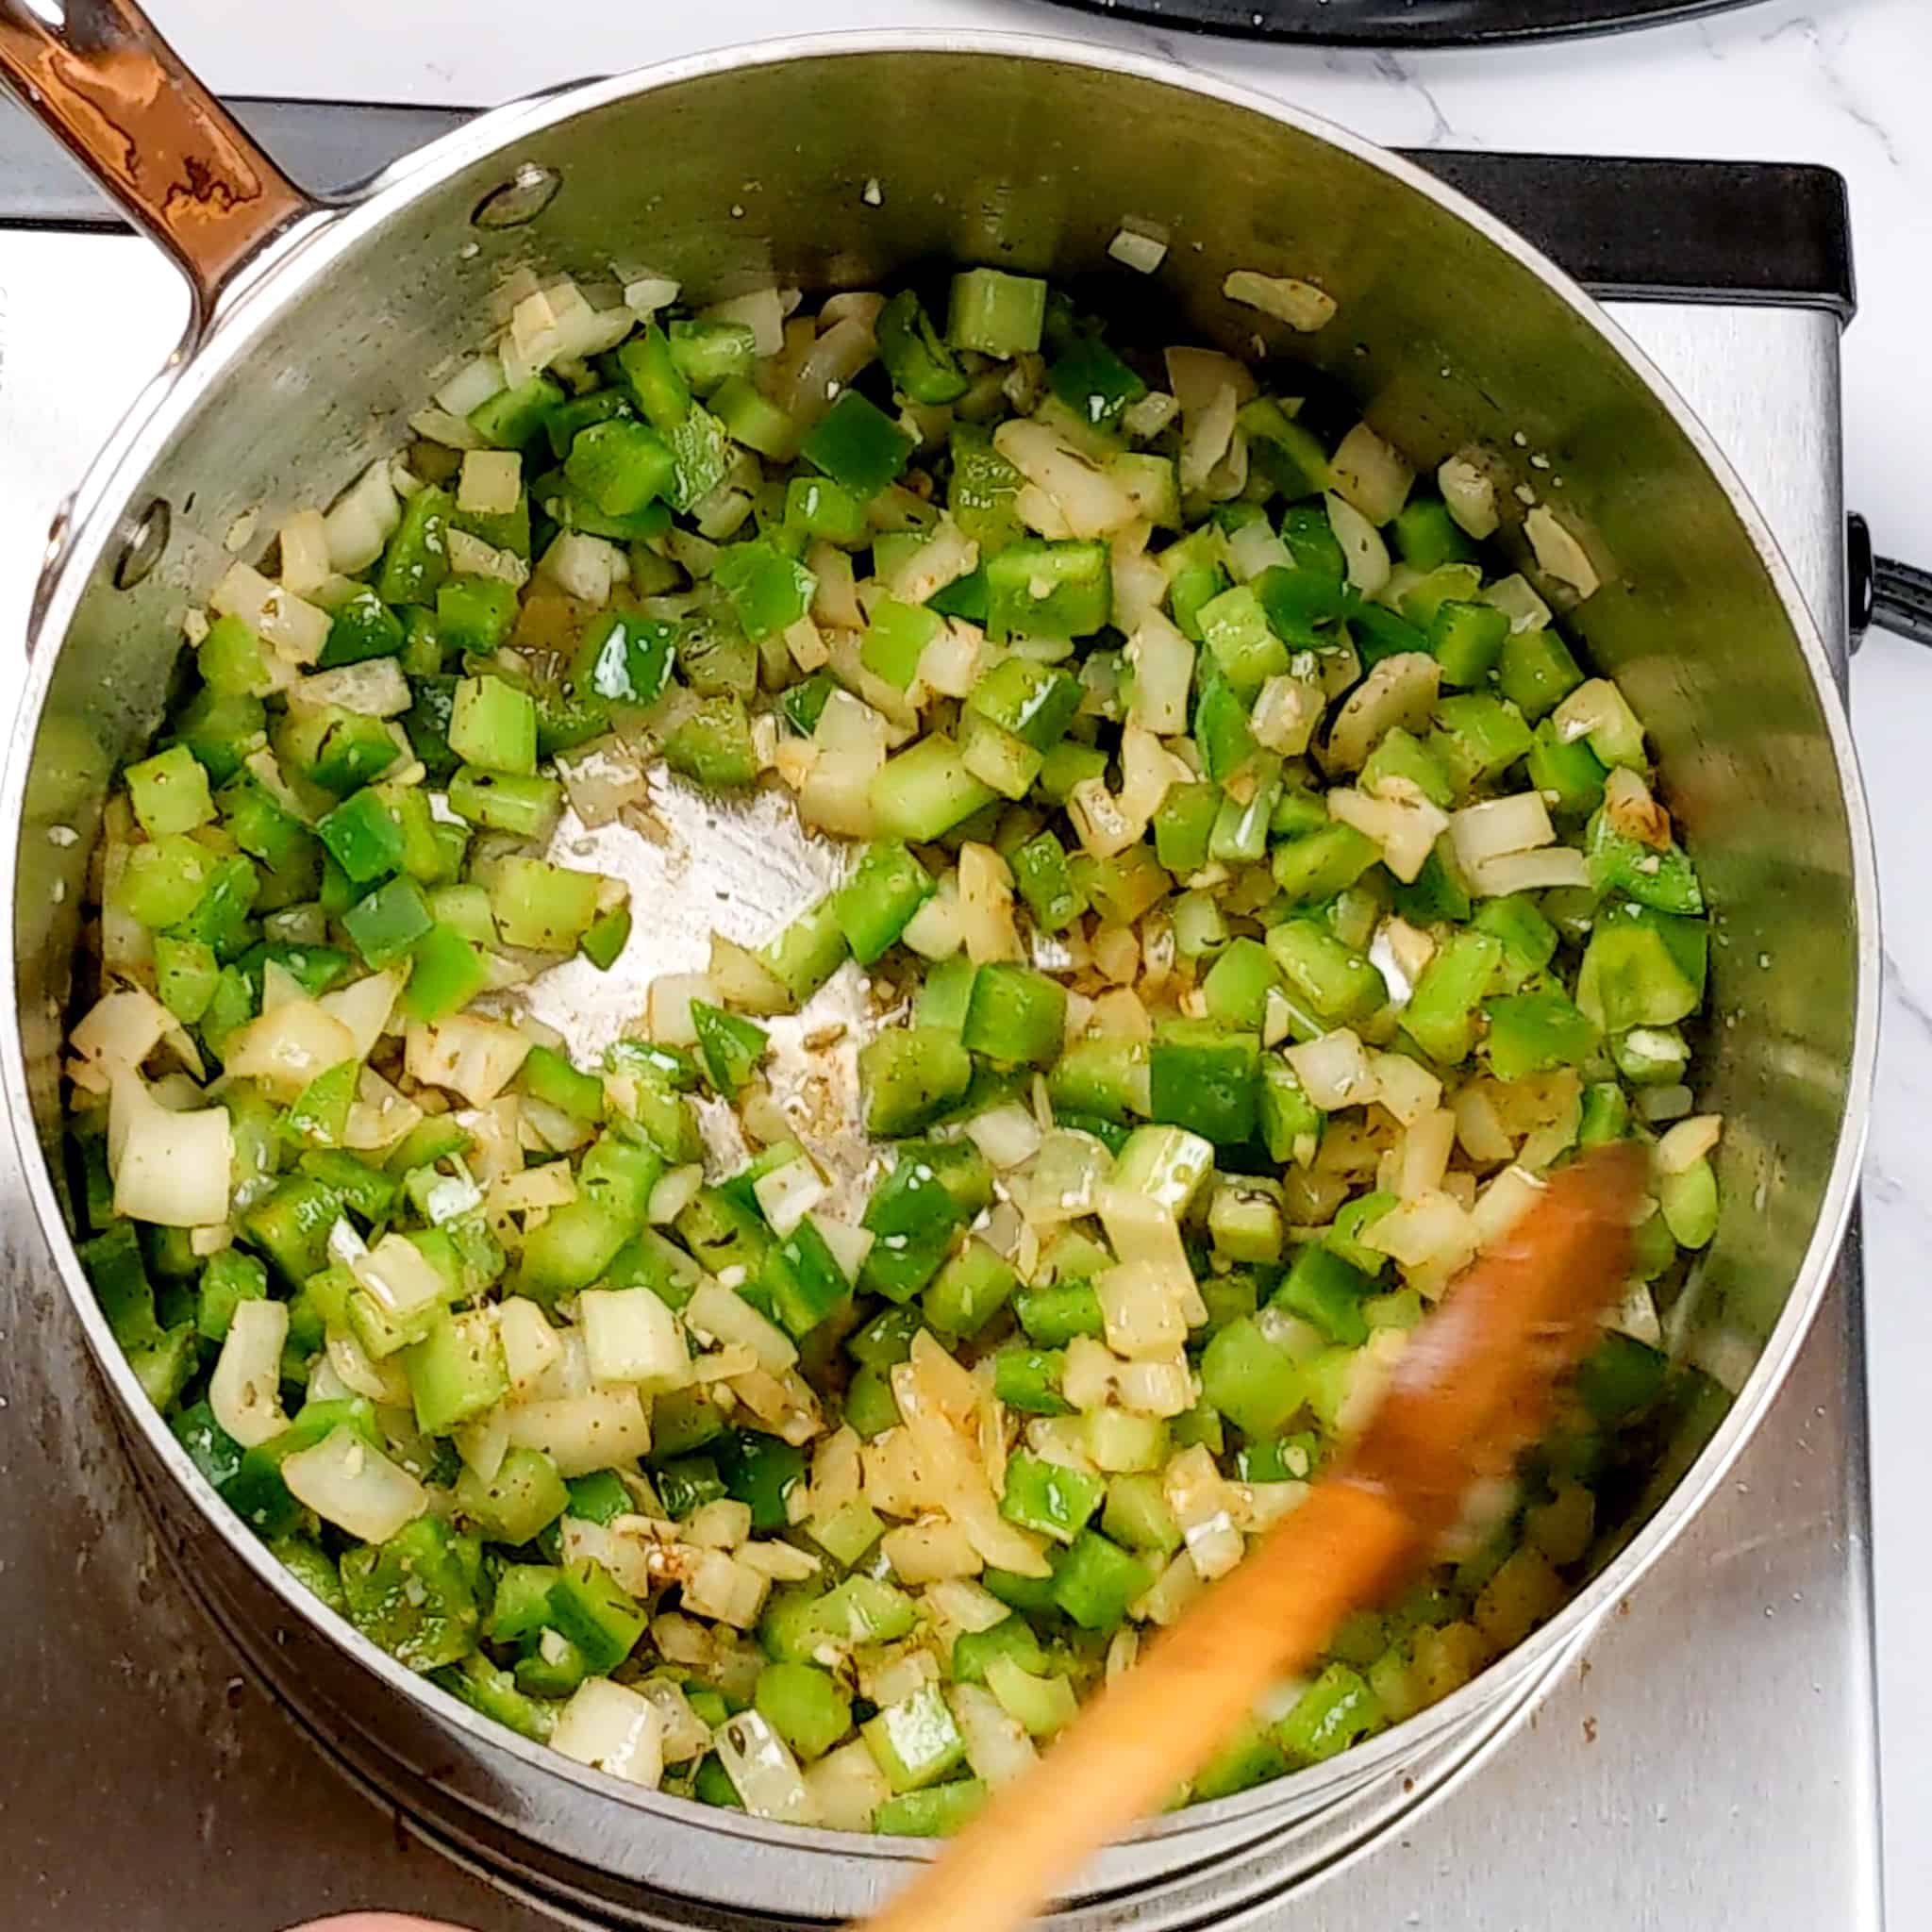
[0,102,1881,1932]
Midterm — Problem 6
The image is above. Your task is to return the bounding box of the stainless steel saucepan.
[0,5,1881,1924]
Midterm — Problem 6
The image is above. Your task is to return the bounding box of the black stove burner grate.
[1041,0,1764,48]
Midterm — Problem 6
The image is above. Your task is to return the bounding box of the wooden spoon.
[860,1140,1645,1932]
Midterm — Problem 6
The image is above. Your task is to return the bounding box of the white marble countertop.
[132,0,1932,1922]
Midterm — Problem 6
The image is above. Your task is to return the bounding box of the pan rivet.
[112,497,171,592]
[473,163,561,230]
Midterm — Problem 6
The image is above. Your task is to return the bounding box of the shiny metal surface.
[0,232,1877,1932]
[0,36,1880,1925]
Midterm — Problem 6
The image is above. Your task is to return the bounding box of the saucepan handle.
[0,0,316,326]
[1849,514,1932,649]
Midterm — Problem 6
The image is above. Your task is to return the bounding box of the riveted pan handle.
[0,0,315,326]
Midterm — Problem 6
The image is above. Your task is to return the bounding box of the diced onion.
[881,1518,982,1584]
[282,1425,427,1543]
[623,275,680,316]
[1481,574,1553,635]
[110,1080,231,1228]
[408,406,484,451]
[324,460,402,574]
[1328,423,1414,525]
[1124,611,1193,736]
[1097,1259,1189,1360]
[1525,505,1601,599]
[958,841,1023,965]
[1286,1028,1377,1111]
[539,530,622,606]
[1163,346,1257,420]
[1179,383,1240,495]
[1450,791,1555,873]
[210,560,330,664]
[458,448,522,516]
[951,1681,1040,1786]
[1656,1112,1723,1175]
[208,1298,290,1449]
[702,289,787,358]
[1223,269,1337,332]
[68,985,171,1094]
[552,1679,667,1790]
[277,510,333,598]
[580,1287,690,1391]
[1470,1164,1545,1248]
[1439,453,1499,539]
[503,1386,653,1477]
[1324,653,1439,773]
[1329,783,1448,883]
[405,1013,531,1105]
[645,974,714,1049]
[1109,225,1169,274]
[1467,847,1590,896]
[995,420,1140,539]
[1324,491,1391,595]
[752,1156,830,1236]
[1363,1190,1476,1272]
[715,1709,817,1822]
[688,1279,797,1374]
[224,1000,358,1099]
[295,658,411,718]
[498,1298,563,1392]
[352,1232,448,1318]
[1370,1052,1442,1127]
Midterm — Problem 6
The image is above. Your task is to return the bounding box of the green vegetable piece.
[785,475,870,548]
[992,1346,1071,1417]
[962,963,1067,1069]
[1000,1451,1105,1545]
[490,855,602,952]
[1011,832,1088,933]
[1527,721,1609,819]
[1258,1059,1324,1167]
[1264,921,1387,1027]
[1270,823,1380,908]
[1014,1279,1106,1349]
[714,539,817,643]
[375,486,452,608]
[1498,628,1585,721]
[342,874,434,968]
[946,269,1047,358]
[874,1780,989,1838]
[716,1432,808,1535]
[1200,585,1291,697]
[405,1308,509,1435]
[1200,1316,1305,1437]
[1429,599,1510,688]
[761,1216,853,1340]
[863,1681,969,1793]
[1585,805,1705,915]
[469,375,566,450]
[1148,1020,1259,1145]
[1483,990,1601,1080]
[859,1025,974,1137]
[449,674,538,776]
[547,1559,647,1673]
[984,540,1110,642]
[341,1516,480,1672]
[757,1661,853,1762]
[316,786,407,887]
[800,389,914,500]
[435,575,520,655]
[877,288,970,404]
[924,1239,1018,1340]
[1403,929,1504,1065]
[404,923,489,1023]
[564,418,676,517]
[126,742,215,838]
[1576,1329,1669,1423]
[870,735,999,843]
[1275,1242,1374,1346]
[1050,1530,1155,1631]
[456,1444,570,1545]
[199,612,275,692]
[859,1140,992,1303]
[1048,332,1146,429]
[1575,907,1704,1032]
[834,841,936,966]
[1276,1662,1381,1765]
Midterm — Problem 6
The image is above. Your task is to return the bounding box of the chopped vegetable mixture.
[63,259,1724,1831]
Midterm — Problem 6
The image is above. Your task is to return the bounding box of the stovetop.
[0,101,1881,1932]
